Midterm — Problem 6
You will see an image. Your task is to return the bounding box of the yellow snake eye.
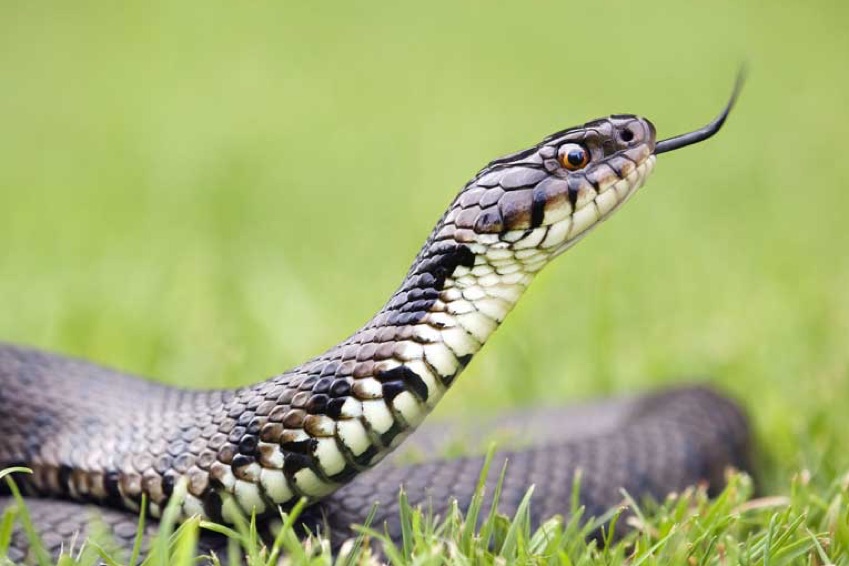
[558,143,590,171]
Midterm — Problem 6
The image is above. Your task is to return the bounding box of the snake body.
[0,97,752,562]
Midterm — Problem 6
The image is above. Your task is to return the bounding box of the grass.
[1,0,849,564]
[4,464,849,564]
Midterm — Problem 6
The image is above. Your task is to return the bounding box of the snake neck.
[351,235,543,407]
[330,231,547,419]
[196,232,548,523]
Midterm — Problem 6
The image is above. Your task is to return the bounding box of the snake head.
[441,71,743,260]
[441,115,657,259]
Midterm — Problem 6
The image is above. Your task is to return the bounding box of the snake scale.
[0,77,751,563]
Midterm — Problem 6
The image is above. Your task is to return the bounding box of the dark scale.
[376,366,429,402]
[231,453,255,470]
[325,398,346,419]
[311,377,333,394]
[396,312,419,327]
[329,378,352,398]
[246,417,263,436]
[201,488,225,524]
[530,185,547,228]
[380,381,407,402]
[279,438,313,456]
[406,288,425,302]
[281,453,312,478]
[238,435,258,455]
[161,474,176,498]
[424,245,475,291]
[304,394,329,414]
[565,176,583,207]
[227,427,246,444]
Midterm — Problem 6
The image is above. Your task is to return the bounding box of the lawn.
[1,1,848,564]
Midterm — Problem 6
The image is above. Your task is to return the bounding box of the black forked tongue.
[654,68,746,155]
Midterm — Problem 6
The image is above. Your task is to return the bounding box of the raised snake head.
[437,115,658,261]
[432,70,743,263]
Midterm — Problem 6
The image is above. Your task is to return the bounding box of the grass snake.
[0,74,752,563]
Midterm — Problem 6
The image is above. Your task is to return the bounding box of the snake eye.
[558,143,590,171]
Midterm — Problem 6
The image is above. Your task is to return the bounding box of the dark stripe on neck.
[531,186,547,228]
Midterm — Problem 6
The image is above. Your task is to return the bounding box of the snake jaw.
[443,115,657,261]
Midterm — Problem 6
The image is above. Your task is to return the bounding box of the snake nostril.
[620,128,635,143]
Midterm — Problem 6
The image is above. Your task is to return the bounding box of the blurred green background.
[1,2,847,491]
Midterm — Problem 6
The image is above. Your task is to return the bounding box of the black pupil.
[567,148,585,166]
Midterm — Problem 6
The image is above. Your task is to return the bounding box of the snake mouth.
[547,154,656,259]
[654,69,745,155]
[545,70,744,258]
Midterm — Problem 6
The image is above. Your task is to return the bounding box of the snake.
[0,75,752,563]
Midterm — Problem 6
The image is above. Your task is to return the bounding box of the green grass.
[4,464,849,564]
[1,0,849,564]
